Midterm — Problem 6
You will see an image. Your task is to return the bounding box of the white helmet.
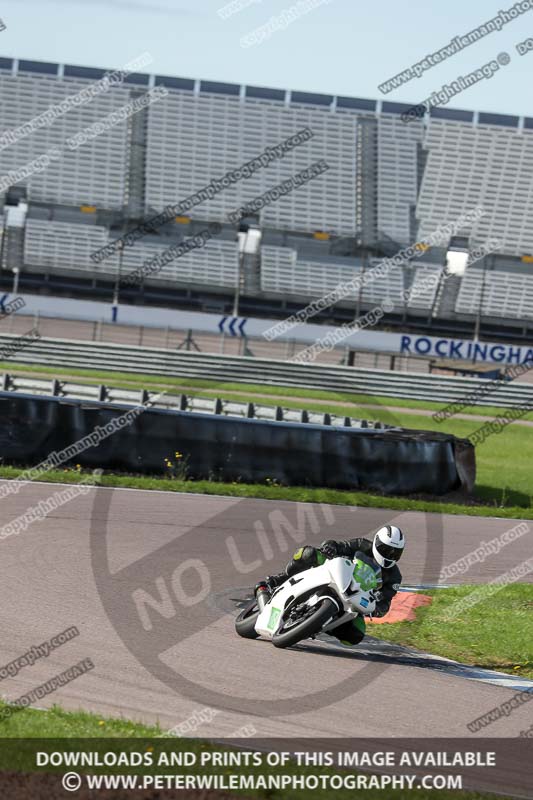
[372,525,405,569]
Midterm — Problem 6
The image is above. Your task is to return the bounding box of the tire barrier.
[0,392,475,495]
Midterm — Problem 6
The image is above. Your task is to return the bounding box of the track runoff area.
[0,479,531,797]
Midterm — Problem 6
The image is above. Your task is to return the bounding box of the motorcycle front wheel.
[272,597,337,649]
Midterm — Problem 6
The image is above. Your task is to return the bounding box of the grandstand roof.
[0,55,525,129]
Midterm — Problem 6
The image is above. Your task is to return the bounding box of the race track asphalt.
[0,480,531,746]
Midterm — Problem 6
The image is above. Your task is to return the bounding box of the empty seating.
[418,119,533,257]
[260,245,405,304]
[120,238,240,288]
[145,89,358,236]
[456,267,533,319]
[0,72,131,208]
[5,56,533,323]
[23,218,239,287]
[24,220,120,272]
[407,264,442,309]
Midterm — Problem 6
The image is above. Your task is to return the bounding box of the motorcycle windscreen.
[352,553,382,591]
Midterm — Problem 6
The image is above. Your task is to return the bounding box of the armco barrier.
[1,333,532,408]
[0,392,475,495]
[0,373,395,429]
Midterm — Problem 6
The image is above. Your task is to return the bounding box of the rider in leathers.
[256,525,405,646]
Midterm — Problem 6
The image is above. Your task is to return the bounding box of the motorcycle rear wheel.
[235,599,261,639]
[272,597,337,649]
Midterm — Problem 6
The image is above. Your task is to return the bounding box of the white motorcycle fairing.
[254,556,378,640]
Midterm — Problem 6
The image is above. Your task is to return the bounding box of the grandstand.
[1,55,533,337]
[417,113,533,257]
[0,61,131,208]
[23,218,240,290]
[456,262,533,321]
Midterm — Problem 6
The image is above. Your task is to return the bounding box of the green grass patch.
[2,361,532,421]
[1,466,532,520]
[0,703,162,738]
[0,704,513,799]
[375,584,533,679]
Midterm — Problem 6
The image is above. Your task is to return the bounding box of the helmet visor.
[376,541,403,563]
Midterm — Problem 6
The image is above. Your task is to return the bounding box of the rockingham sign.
[398,334,533,365]
[8,294,533,366]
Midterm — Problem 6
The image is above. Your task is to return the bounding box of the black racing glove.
[319,540,338,559]
[373,590,390,618]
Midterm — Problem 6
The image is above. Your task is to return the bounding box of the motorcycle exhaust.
[255,585,270,611]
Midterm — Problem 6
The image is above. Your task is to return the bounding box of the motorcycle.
[235,551,382,648]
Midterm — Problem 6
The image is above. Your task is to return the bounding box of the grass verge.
[0,705,515,799]
[0,466,532,520]
[2,360,533,422]
[375,584,533,679]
